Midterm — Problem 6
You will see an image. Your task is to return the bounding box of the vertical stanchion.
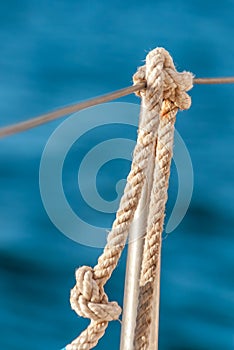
[120,184,148,350]
[120,134,162,350]
[120,181,162,350]
[120,188,161,350]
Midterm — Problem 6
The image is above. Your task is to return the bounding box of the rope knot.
[70,266,121,322]
[133,47,193,110]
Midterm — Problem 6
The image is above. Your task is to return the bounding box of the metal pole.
[120,182,162,350]
[120,134,162,349]
[120,119,166,350]
[120,183,149,350]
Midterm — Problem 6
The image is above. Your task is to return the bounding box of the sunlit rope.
[1,50,233,349]
[132,47,193,348]
[63,47,193,350]
[0,77,233,139]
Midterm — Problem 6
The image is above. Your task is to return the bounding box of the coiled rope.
[66,47,193,350]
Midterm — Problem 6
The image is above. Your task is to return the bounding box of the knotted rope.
[66,47,193,350]
[132,48,193,350]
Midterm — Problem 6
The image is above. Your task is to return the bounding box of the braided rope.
[66,47,193,350]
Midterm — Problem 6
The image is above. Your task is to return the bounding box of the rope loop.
[133,47,193,110]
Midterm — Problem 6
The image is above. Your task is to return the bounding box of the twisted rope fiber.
[66,47,193,349]
[66,54,166,350]
[133,49,193,349]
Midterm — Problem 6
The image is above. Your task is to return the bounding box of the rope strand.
[67,66,163,348]
[66,47,193,350]
[134,100,178,350]
[131,48,193,349]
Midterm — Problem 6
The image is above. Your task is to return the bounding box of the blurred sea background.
[0,1,234,349]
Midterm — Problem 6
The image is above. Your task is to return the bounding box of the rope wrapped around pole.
[132,48,193,349]
[65,47,193,350]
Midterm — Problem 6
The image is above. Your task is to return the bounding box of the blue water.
[0,1,234,349]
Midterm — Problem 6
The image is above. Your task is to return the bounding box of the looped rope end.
[70,266,122,322]
[133,47,193,111]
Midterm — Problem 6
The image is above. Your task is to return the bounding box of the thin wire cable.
[0,76,234,139]
[0,84,144,138]
[194,77,234,84]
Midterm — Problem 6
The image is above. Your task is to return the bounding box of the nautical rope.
[66,47,193,350]
[132,49,193,349]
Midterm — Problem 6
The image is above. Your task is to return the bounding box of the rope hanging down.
[132,49,193,349]
[65,47,193,350]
